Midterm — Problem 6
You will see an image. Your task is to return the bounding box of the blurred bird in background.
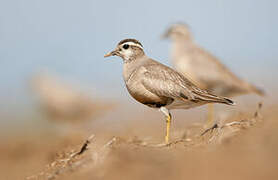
[31,73,113,124]
[163,23,264,128]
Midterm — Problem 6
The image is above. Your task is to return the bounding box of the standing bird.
[104,38,234,144]
[163,23,264,128]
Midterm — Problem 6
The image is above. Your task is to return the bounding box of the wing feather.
[141,60,234,105]
[141,63,196,101]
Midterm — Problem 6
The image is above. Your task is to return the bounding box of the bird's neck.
[171,38,195,59]
[122,55,147,83]
[173,37,195,50]
[122,50,145,63]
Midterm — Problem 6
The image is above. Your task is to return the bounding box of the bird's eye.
[123,44,129,49]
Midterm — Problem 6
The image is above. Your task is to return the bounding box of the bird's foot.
[134,141,171,148]
[150,138,189,148]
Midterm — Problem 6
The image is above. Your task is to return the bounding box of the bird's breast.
[125,80,169,108]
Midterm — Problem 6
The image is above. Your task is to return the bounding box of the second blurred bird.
[163,23,264,127]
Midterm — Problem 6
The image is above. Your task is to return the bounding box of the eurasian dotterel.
[104,38,235,144]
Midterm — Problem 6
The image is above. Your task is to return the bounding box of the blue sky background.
[0,0,277,119]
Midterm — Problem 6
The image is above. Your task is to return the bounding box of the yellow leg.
[207,103,214,127]
[201,104,218,136]
[165,114,171,144]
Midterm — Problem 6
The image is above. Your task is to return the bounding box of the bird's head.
[162,23,192,42]
[104,39,145,62]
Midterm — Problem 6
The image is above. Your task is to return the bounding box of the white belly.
[166,99,206,110]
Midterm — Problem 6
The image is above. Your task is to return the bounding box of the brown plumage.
[129,59,234,109]
[104,38,234,144]
[118,39,143,47]
[164,23,264,97]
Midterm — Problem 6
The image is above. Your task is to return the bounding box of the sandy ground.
[1,99,278,180]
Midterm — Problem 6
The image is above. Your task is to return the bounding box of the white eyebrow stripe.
[123,42,143,49]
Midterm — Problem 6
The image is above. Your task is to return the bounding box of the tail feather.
[242,81,265,96]
[194,91,235,106]
[221,97,235,105]
[205,96,235,105]
[250,85,265,96]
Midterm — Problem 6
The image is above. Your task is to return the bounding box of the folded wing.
[141,60,234,105]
